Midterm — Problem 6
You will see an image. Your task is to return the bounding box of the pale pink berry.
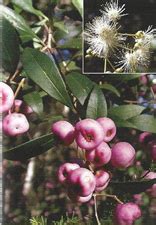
[75,119,104,150]
[97,117,116,142]
[143,171,156,197]
[114,203,141,225]
[85,142,111,167]
[95,170,110,192]
[133,194,143,206]
[0,82,14,113]
[150,141,156,162]
[3,113,29,136]
[58,163,80,184]
[138,132,152,144]
[14,99,33,114]
[67,168,96,197]
[111,142,135,168]
[51,120,75,145]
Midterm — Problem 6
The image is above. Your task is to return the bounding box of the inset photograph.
[83,0,156,74]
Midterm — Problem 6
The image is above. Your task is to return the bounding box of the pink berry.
[111,142,135,168]
[58,163,80,184]
[3,113,29,136]
[67,168,96,197]
[51,121,75,145]
[143,171,156,197]
[114,203,141,225]
[0,82,14,113]
[150,141,156,162]
[85,142,111,167]
[75,119,104,150]
[14,99,33,114]
[95,170,110,192]
[97,117,116,142]
[138,132,152,145]
[133,194,143,206]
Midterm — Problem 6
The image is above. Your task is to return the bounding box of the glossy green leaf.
[65,72,94,105]
[128,115,156,133]
[108,105,145,120]
[110,179,156,194]
[99,83,120,97]
[23,91,43,116]
[11,0,48,19]
[72,0,83,17]
[22,48,73,108]
[58,38,82,49]
[112,118,137,129]
[1,5,39,42]
[2,18,20,73]
[3,134,55,161]
[86,85,107,119]
[11,0,47,19]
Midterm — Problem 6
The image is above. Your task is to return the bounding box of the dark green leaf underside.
[3,133,55,161]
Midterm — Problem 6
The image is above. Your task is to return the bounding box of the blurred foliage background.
[1,0,156,224]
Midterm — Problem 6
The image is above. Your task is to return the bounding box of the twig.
[104,58,107,73]
[93,195,101,225]
[14,78,25,98]
[95,193,123,204]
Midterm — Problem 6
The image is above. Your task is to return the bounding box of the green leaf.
[11,0,47,19]
[3,134,55,161]
[72,0,83,17]
[86,85,107,119]
[2,18,20,73]
[23,91,43,116]
[110,179,156,194]
[1,5,39,42]
[58,38,82,49]
[99,83,120,97]
[112,118,137,129]
[22,48,73,108]
[65,72,94,105]
[54,21,68,33]
[128,115,156,133]
[108,105,145,120]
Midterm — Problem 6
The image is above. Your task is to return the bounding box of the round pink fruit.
[150,141,156,162]
[138,132,152,145]
[0,82,14,113]
[3,113,29,136]
[111,142,135,168]
[67,168,96,197]
[58,163,80,184]
[114,203,141,225]
[85,142,111,167]
[75,119,104,150]
[143,171,156,197]
[97,117,116,142]
[95,170,110,192]
[51,120,75,145]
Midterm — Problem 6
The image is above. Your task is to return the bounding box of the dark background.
[83,0,156,73]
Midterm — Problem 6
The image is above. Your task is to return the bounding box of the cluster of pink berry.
[0,82,32,136]
[52,118,141,224]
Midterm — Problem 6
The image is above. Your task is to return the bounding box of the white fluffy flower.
[101,0,127,22]
[85,15,121,58]
[135,26,156,47]
[118,48,150,72]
